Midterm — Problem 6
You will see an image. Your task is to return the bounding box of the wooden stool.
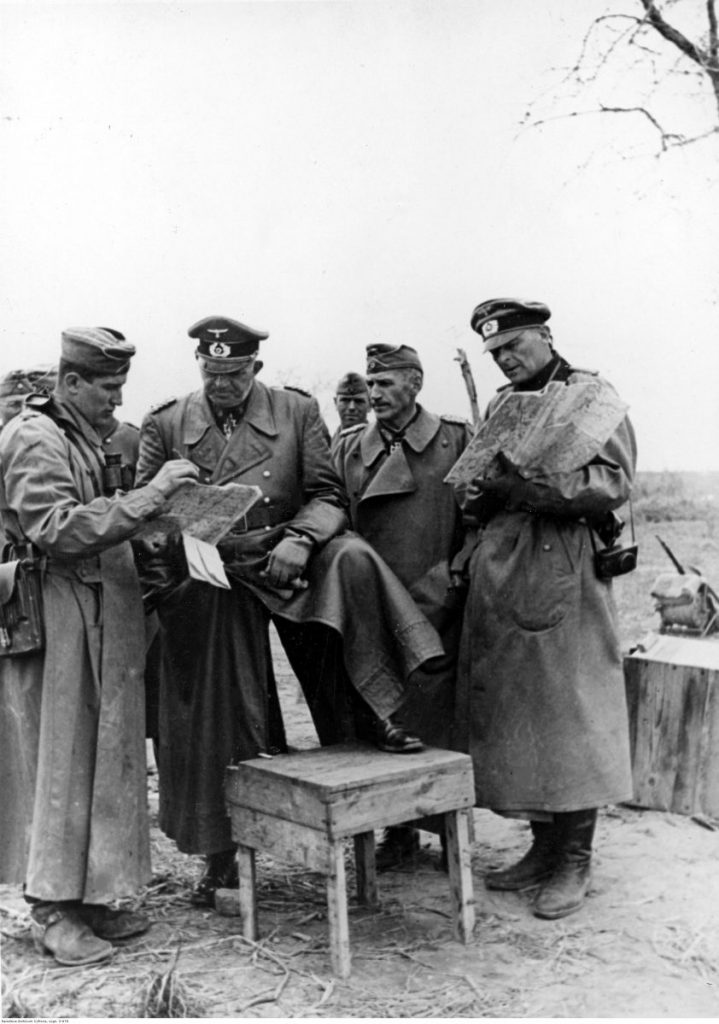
[225,743,476,978]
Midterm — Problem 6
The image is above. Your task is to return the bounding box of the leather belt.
[228,505,286,535]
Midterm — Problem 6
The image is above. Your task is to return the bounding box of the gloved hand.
[264,533,313,588]
[465,453,565,518]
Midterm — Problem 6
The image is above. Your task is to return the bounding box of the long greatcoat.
[135,381,443,854]
[333,407,472,745]
[455,370,637,812]
[0,396,166,898]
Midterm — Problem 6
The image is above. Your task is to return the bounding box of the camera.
[594,542,639,580]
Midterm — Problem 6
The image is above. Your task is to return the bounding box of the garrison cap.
[61,327,135,374]
[366,344,423,374]
[335,372,368,396]
[0,364,58,399]
[189,315,268,373]
[470,298,551,353]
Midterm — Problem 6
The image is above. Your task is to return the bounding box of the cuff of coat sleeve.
[135,483,170,515]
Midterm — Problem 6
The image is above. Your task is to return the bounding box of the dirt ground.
[2,515,719,1019]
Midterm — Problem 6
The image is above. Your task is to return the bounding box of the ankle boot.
[30,903,113,967]
[534,808,597,919]
[485,821,559,891]
[190,848,238,907]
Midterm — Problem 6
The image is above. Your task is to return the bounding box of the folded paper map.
[444,378,628,487]
[135,482,263,545]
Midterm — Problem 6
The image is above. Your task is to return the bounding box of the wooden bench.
[224,743,476,977]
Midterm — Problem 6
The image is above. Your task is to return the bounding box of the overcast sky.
[1,0,717,470]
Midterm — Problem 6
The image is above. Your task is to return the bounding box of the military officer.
[333,344,472,868]
[331,371,370,448]
[455,298,636,920]
[0,328,198,965]
[135,315,445,908]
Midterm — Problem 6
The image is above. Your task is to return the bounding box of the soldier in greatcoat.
[455,298,636,920]
[0,328,198,966]
[330,371,370,450]
[0,365,57,885]
[135,316,445,908]
[333,344,472,868]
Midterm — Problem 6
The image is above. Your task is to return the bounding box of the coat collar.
[181,380,279,445]
[360,405,441,466]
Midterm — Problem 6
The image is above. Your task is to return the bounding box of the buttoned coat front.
[455,371,637,812]
[0,397,165,898]
[333,408,472,745]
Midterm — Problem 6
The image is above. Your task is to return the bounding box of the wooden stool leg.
[326,841,351,978]
[444,809,475,943]
[353,831,378,907]
[236,843,258,941]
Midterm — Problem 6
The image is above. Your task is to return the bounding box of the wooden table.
[225,743,476,977]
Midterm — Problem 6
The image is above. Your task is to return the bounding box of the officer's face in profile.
[492,329,553,385]
[200,359,259,409]
[334,391,369,429]
[367,369,420,430]
[68,372,127,431]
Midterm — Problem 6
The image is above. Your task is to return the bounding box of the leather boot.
[375,716,423,754]
[73,903,151,941]
[376,826,420,871]
[534,809,597,919]
[485,821,559,891]
[190,848,238,907]
[30,903,113,967]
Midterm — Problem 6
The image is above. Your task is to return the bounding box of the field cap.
[366,344,423,374]
[335,372,368,396]
[61,327,135,374]
[470,298,551,353]
[189,315,268,373]
[0,365,58,399]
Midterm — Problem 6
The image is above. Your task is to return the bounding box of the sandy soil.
[2,515,719,1018]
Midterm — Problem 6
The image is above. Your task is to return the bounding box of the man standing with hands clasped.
[0,327,198,966]
[454,298,636,920]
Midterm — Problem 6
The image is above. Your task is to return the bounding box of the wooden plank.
[326,765,474,837]
[326,841,351,978]
[236,844,258,941]
[699,678,719,816]
[228,806,330,872]
[672,668,711,815]
[625,655,719,817]
[353,832,378,907]
[444,809,475,944]
[225,746,475,834]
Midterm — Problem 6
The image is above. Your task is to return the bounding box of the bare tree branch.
[639,0,717,70]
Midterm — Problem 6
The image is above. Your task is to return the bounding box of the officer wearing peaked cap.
[0,325,198,965]
[454,296,636,921]
[135,315,444,908]
[333,341,472,871]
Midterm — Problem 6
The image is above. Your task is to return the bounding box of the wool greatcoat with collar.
[332,406,473,746]
[135,380,444,855]
[454,368,637,813]
[0,395,167,898]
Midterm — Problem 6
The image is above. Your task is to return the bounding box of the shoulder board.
[24,394,52,410]
[440,413,470,426]
[283,385,312,398]
[120,420,140,432]
[339,423,365,437]
[496,383,513,393]
[567,366,599,377]
[149,396,178,413]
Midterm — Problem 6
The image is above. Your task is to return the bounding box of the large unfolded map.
[135,482,263,544]
[444,379,628,487]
